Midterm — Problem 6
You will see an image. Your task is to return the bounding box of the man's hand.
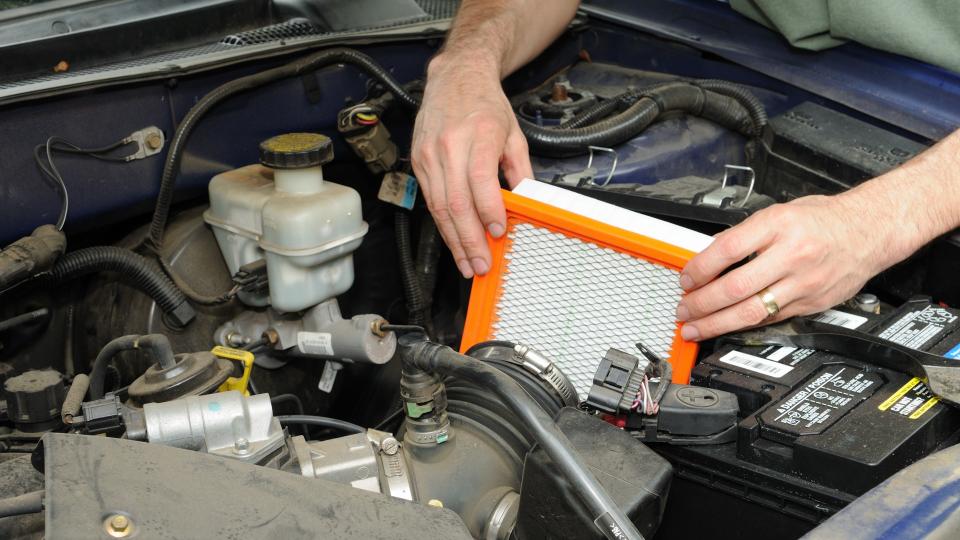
[676,128,960,342]
[410,0,579,278]
[412,55,532,279]
[676,193,901,341]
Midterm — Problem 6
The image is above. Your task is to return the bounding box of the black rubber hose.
[395,211,425,326]
[695,79,768,134]
[399,336,643,540]
[524,81,759,157]
[48,247,195,326]
[276,415,365,434]
[271,393,309,438]
[0,307,49,333]
[89,334,176,400]
[146,47,420,251]
[415,216,442,332]
[0,490,43,518]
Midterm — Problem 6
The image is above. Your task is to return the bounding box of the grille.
[221,18,319,46]
[493,223,683,397]
[461,185,700,400]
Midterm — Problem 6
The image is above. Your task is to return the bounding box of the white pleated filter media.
[492,222,684,398]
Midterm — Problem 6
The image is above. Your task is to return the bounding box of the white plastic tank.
[203,133,367,312]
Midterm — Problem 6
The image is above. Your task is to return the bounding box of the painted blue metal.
[0,42,436,244]
[581,0,960,141]
[804,443,960,540]
[528,61,790,185]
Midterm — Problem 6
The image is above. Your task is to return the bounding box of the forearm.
[838,128,960,271]
[433,0,580,79]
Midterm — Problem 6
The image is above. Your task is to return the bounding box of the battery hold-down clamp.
[730,318,960,408]
[586,344,739,444]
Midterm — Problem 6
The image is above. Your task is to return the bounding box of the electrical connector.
[586,348,653,414]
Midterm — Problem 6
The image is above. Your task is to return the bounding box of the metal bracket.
[698,164,755,209]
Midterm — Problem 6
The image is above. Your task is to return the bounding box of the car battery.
[652,299,960,538]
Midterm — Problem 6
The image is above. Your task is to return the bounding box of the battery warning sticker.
[877,377,940,420]
[878,305,959,350]
[758,309,870,368]
[761,365,881,437]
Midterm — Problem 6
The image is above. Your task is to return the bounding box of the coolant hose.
[48,246,195,326]
[395,211,425,326]
[147,47,421,251]
[0,490,43,518]
[399,336,644,540]
[88,334,176,400]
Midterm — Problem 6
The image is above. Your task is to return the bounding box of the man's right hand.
[411,54,533,279]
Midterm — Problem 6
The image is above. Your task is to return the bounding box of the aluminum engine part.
[143,391,284,463]
[214,298,397,365]
[289,429,414,500]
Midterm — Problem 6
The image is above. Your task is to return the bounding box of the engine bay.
[1,2,959,539]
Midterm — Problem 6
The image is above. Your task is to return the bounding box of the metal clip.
[585,145,619,187]
[720,164,755,208]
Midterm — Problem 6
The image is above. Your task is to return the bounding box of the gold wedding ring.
[757,287,780,318]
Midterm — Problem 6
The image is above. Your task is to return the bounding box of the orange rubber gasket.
[460,188,699,384]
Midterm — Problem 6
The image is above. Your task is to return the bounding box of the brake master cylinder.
[205,133,395,365]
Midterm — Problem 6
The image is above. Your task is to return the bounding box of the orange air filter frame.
[460,189,699,385]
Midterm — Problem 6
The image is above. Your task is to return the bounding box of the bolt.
[550,82,570,104]
[104,514,133,537]
[427,499,444,508]
[380,437,399,455]
[234,438,250,454]
[145,132,163,150]
[262,328,280,346]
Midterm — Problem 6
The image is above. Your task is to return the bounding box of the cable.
[33,135,137,231]
[275,415,365,434]
[0,307,49,333]
[0,490,43,518]
[400,337,644,540]
[144,47,420,252]
[373,407,404,431]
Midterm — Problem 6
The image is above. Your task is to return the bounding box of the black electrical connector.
[231,259,269,295]
[587,348,655,415]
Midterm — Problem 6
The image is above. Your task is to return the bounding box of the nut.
[234,437,250,454]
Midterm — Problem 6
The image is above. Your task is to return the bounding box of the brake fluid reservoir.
[204,133,367,312]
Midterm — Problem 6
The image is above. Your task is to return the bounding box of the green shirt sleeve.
[729,0,960,74]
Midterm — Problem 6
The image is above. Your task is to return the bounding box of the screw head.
[380,437,399,455]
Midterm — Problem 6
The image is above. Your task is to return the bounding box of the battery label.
[761,309,870,368]
[945,343,960,359]
[812,309,869,329]
[761,365,881,437]
[719,350,794,378]
[878,306,959,350]
[877,377,940,419]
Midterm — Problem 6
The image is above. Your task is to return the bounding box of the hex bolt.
[145,132,163,150]
[104,514,133,537]
[234,437,250,454]
[380,437,400,455]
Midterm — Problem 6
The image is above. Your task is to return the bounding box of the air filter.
[461,180,711,399]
